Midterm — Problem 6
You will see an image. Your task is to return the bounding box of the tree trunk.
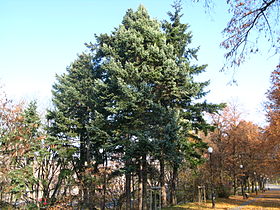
[142,154,147,210]
[125,171,131,210]
[51,175,62,203]
[101,168,107,210]
[233,175,237,195]
[139,164,143,210]
[246,179,250,193]
[159,159,167,207]
[170,164,178,205]
[219,156,223,185]
[83,184,90,208]
[0,186,2,202]
[80,133,95,208]
[139,154,147,210]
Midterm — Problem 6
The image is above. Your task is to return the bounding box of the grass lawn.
[163,196,245,209]
[163,191,280,209]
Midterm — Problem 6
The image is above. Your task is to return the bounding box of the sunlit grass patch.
[163,194,268,209]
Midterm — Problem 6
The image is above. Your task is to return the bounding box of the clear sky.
[0,0,278,125]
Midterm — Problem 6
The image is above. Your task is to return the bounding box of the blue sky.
[0,0,278,125]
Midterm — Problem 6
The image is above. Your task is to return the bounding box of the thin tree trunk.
[132,175,135,209]
[170,164,178,205]
[219,156,223,185]
[139,154,147,210]
[142,154,147,210]
[36,165,41,203]
[233,174,237,195]
[82,177,90,208]
[101,173,106,210]
[51,177,62,203]
[139,164,143,210]
[247,179,250,193]
[125,169,132,210]
[80,132,94,208]
[0,186,2,202]
[159,159,167,207]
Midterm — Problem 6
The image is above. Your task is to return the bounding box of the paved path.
[230,184,280,209]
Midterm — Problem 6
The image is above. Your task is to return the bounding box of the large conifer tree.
[48,4,221,209]
[47,53,111,208]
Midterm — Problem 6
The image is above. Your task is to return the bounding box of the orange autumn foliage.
[264,66,280,174]
[206,104,265,187]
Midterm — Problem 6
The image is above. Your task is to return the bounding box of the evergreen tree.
[92,7,170,209]
[0,101,44,205]
[48,3,222,209]
[47,53,111,208]
[156,1,223,205]
[94,4,221,208]
[7,102,40,202]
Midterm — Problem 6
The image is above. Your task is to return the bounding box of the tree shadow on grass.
[220,192,280,209]
[246,198,280,208]
[163,200,237,209]
[163,192,280,209]
[218,197,245,205]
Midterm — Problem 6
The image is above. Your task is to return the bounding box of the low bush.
[216,185,232,198]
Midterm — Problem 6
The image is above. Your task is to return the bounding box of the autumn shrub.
[25,203,38,209]
[0,201,12,209]
[216,184,231,198]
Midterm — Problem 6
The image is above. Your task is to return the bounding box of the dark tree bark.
[159,158,167,207]
[170,164,178,205]
[125,169,132,210]
[139,154,147,210]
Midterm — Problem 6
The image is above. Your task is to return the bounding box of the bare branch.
[220,0,279,70]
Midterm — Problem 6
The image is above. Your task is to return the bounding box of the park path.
[229,184,280,209]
